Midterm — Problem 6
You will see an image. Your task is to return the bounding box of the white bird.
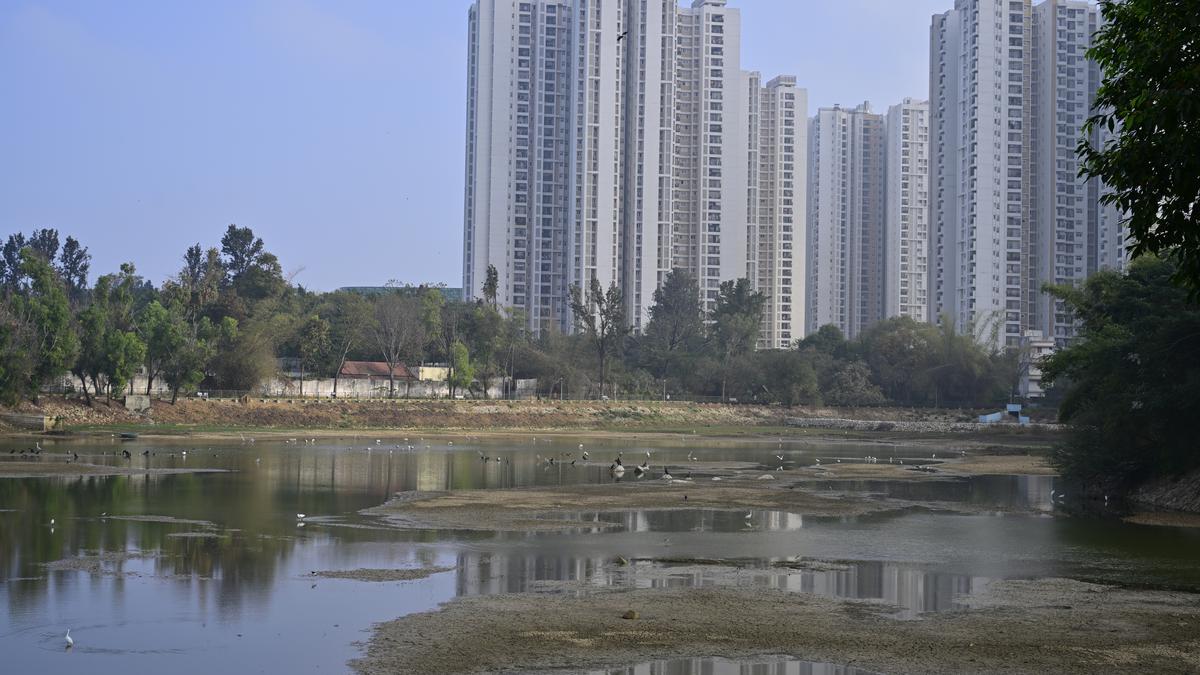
[49,518,55,526]
[65,629,73,648]
[582,451,589,460]
[662,470,673,481]
[775,454,785,461]
[744,511,753,519]
[296,513,307,520]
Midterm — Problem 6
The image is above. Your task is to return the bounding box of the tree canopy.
[1080,0,1200,292]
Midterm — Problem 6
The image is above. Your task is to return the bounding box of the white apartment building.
[464,0,802,344]
[929,0,1033,351]
[751,75,807,349]
[671,0,750,317]
[807,103,886,340]
[930,0,1123,350]
[464,0,575,334]
[884,98,930,322]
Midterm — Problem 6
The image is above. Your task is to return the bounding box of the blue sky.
[0,0,947,291]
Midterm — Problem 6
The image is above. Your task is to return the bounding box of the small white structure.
[1019,330,1056,399]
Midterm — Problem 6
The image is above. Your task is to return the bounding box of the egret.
[65,629,73,648]
[297,513,307,520]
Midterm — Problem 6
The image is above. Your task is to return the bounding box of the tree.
[220,224,265,281]
[138,300,183,396]
[373,292,425,397]
[449,340,474,398]
[26,228,60,264]
[482,264,499,309]
[57,236,90,302]
[824,361,886,407]
[640,269,704,380]
[1079,0,1200,292]
[164,316,236,404]
[1043,256,1200,490]
[1,233,27,290]
[859,317,939,404]
[569,277,628,399]
[297,315,331,396]
[466,302,503,398]
[322,292,373,397]
[710,278,765,401]
[15,250,78,401]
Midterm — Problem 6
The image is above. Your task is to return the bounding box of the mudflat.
[352,576,1200,675]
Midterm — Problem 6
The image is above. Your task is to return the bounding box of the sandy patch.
[351,578,1200,675]
[41,550,160,575]
[364,479,895,532]
[313,567,455,582]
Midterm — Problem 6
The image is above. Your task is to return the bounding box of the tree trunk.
[79,374,92,406]
[599,350,606,400]
[171,384,180,405]
[388,372,395,398]
[146,371,154,396]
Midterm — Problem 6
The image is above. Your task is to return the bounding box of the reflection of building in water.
[599,655,878,675]
[455,550,610,596]
[416,452,451,492]
[572,509,805,534]
[773,562,982,618]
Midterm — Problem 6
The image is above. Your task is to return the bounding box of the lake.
[2,435,1199,674]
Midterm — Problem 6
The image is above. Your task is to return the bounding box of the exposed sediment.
[351,577,1200,675]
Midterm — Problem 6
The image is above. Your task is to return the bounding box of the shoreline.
[0,461,230,478]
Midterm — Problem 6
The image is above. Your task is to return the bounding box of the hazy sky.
[0,0,947,291]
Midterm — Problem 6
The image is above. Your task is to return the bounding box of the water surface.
[3,437,1199,674]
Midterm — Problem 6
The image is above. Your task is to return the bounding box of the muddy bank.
[1131,469,1200,515]
[0,461,228,478]
[364,479,899,532]
[352,577,1199,675]
[41,550,160,575]
[1124,512,1200,529]
[313,567,454,582]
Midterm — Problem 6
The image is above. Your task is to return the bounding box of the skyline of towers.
[463,0,804,340]
[465,0,1123,351]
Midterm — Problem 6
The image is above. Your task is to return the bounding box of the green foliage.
[568,277,629,398]
[482,264,499,309]
[638,269,704,380]
[711,278,766,401]
[1080,0,1200,292]
[1043,257,1200,488]
[16,251,78,400]
[449,340,474,396]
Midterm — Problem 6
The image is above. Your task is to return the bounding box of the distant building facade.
[462,0,806,346]
[929,0,1124,350]
[884,98,930,323]
[807,102,885,339]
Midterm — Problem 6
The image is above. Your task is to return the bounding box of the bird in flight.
[617,30,629,42]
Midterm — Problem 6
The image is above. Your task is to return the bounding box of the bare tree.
[568,277,629,399]
[372,292,425,398]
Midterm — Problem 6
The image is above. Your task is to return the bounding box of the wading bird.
[65,629,73,648]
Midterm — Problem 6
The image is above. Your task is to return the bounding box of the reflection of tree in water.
[0,473,306,617]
